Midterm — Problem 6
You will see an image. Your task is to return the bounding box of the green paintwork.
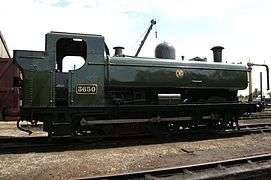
[47,32,106,107]
[107,57,248,90]
[68,64,105,107]
[13,50,51,107]
[14,31,248,110]
[14,32,106,108]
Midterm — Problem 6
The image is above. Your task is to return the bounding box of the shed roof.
[0,31,11,59]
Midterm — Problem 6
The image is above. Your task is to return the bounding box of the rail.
[78,153,271,180]
[1,123,271,154]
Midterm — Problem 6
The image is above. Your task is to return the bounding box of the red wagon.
[0,31,20,120]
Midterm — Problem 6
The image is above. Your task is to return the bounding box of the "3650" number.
[76,84,97,94]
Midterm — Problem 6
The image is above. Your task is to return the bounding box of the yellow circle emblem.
[176,69,184,78]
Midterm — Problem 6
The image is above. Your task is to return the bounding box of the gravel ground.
[0,121,46,137]
[0,118,271,179]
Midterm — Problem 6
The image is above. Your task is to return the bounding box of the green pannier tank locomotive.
[14,31,257,137]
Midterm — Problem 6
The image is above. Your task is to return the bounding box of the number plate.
[76,84,97,94]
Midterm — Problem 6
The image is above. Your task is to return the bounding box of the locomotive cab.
[46,32,106,108]
[15,32,106,110]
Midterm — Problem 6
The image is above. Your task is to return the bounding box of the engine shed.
[0,31,20,120]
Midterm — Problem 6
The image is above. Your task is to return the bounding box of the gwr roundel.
[176,68,185,78]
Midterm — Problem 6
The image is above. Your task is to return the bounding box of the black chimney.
[211,46,224,63]
[113,46,124,57]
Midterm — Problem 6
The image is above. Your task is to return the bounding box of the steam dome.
[155,42,176,59]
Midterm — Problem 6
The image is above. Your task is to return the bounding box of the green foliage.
[267,91,271,98]
[252,88,261,99]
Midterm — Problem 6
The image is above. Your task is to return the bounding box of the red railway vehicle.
[0,31,20,120]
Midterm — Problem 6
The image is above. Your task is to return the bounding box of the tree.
[238,94,245,102]
[252,88,261,99]
[267,91,271,98]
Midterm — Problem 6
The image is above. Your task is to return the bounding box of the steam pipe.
[260,72,263,101]
[247,63,270,102]
[248,66,253,102]
[135,19,156,57]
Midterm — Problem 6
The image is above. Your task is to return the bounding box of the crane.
[135,19,156,57]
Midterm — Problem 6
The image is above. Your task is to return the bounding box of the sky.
[1,0,271,96]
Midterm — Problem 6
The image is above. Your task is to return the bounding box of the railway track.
[80,153,271,180]
[240,114,271,120]
[1,123,271,154]
[239,108,271,120]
